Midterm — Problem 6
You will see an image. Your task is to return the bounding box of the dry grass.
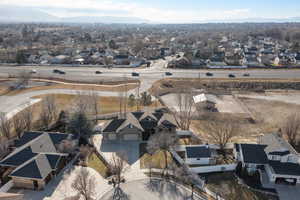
[139,143,174,169]
[140,150,173,169]
[191,96,300,144]
[204,172,278,200]
[87,152,110,178]
[32,94,161,115]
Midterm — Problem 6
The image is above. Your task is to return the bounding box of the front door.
[33,180,38,190]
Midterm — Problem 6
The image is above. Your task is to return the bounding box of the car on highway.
[59,71,66,75]
[165,72,173,76]
[53,69,60,73]
[95,71,102,74]
[30,69,37,74]
[228,74,236,78]
[243,73,250,77]
[206,72,214,77]
[132,72,139,77]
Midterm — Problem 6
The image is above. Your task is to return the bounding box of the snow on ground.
[48,166,112,200]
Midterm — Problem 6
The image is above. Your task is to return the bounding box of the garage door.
[124,134,139,140]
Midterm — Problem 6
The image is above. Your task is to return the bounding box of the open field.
[33,94,161,115]
[191,91,300,144]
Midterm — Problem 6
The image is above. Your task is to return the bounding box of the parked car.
[243,73,250,77]
[165,72,173,76]
[228,74,236,78]
[95,71,102,74]
[132,72,139,77]
[206,72,214,77]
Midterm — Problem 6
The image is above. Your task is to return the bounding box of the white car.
[30,69,37,74]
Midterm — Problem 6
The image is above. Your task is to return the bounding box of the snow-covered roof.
[193,93,217,104]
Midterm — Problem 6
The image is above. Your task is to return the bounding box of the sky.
[0,0,300,23]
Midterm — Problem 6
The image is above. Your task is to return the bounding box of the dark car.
[132,72,139,77]
[95,71,102,74]
[206,72,214,77]
[53,69,60,73]
[228,74,236,78]
[165,72,173,76]
[59,71,66,75]
[243,73,250,77]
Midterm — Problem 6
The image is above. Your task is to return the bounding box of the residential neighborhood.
[1,1,300,200]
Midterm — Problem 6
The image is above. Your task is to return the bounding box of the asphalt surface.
[1,59,300,117]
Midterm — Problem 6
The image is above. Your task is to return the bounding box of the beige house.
[0,132,75,190]
[102,109,177,141]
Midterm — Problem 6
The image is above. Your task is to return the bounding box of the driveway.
[275,184,300,200]
[99,140,140,165]
[260,170,300,200]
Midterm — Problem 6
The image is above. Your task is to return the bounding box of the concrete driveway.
[275,184,300,200]
[93,134,140,165]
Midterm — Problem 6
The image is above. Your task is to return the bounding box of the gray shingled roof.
[240,144,268,164]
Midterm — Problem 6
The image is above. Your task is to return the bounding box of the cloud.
[0,0,252,22]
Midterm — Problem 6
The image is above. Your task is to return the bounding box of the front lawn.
[87,152,110,178]
[139,143,174,169]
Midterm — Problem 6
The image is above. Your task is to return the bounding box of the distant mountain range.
[0,6,149,24]
[1,6,300,24]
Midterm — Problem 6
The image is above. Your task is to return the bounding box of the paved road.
[100,179,206,200]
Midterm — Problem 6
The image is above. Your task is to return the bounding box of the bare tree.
[12,114,25,138]
[0,138,10,159]
[14,70,31,89]
[57,139,76,154]
[173,90,194,130]
[40,95,57,129]
[205,118,239,155]
[71,167,96,200]
[21,105,33,131]
[145,160,156,182]
[74,92,90,115]
[88,91,100,122]
[176,164,203,200]
[0,113,11,139]
[147,131,178,174]
[118,90,125,118]
[108,152,129,188]
[281,113,300,147]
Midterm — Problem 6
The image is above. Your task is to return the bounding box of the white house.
[235,133,300,185]
[184,145,217,166]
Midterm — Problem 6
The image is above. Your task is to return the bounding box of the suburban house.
[0,131,76,190]
[234,133,300,185]
[184,145,217,166]
[102,110,177,141]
